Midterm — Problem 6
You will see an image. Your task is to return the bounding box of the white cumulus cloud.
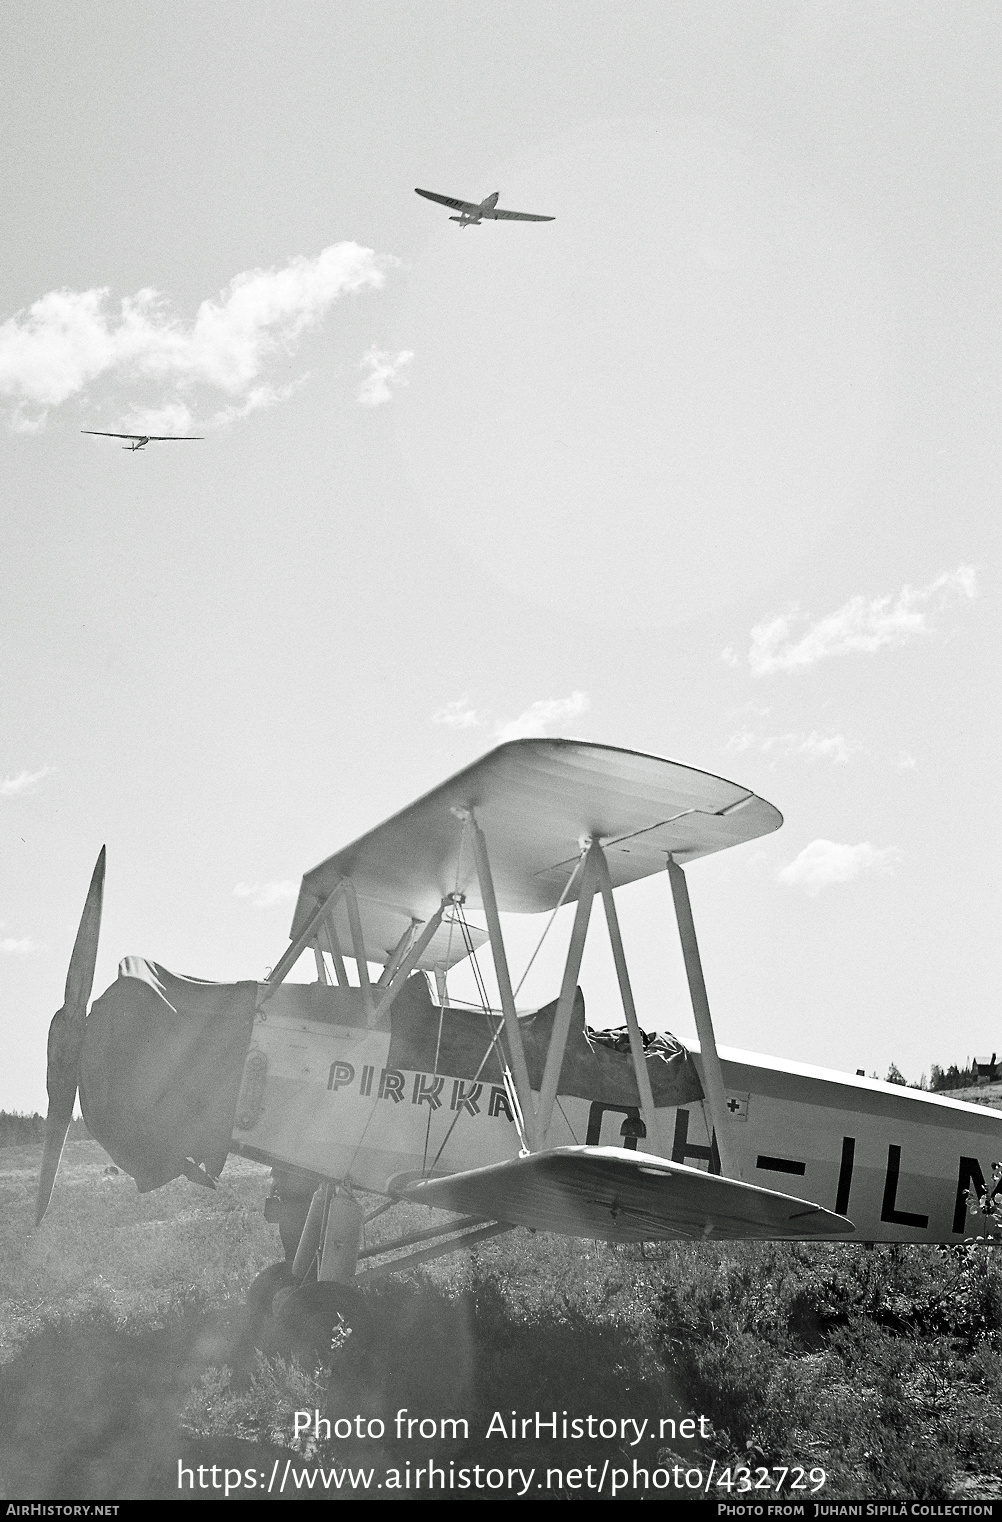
[1,766,55,798]
[725,730,852,764]
[0,242,389,429]
[0,936,41,954]
[740,568,978,676]
[777,839,901,896]
[358,346,413,406]
[494,691,590,743]
[234,880,299,909]
[432,698,483,730]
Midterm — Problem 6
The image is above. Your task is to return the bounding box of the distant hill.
[937,1082,1002,1112]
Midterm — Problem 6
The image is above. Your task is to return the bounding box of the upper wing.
[146,436,203,441]
[390,1145,854,1243]
[488,206,555,222]
[81,431,143,439]
[414,187,479,213]
[290,738,783,945]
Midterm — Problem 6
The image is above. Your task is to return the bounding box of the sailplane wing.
[81,431,202,440]
[489,206,555,221]
[414,188,479,213]
[389,1145,853,1243]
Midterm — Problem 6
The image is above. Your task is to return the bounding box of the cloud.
[1,765,55,798]
[234,880,299,909]
[494,691,590,742]
[725,730,852,764]
[121,399,198,436]
[740,568,978,676]
[432,698,483,730]
[206,382,299,428]
[777,839,901,896]
[358,347,413,406]
[0,936,41,954]
[431,690,591,741]
[0,242,389,429]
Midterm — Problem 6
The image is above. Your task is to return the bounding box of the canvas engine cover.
[78,958,257,1191]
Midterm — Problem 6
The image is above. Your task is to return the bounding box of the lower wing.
[389,1145,853,1243]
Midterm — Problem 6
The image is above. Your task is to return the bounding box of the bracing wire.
[554,1096,579,1145]
[512,849,586,999]
[427,905,530,1171]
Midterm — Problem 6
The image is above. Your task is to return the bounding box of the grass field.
[3,1132,1002,1501]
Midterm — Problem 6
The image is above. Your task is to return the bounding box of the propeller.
[35,847,106,1225]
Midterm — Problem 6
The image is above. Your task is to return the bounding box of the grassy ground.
[2,1135,1002,1501]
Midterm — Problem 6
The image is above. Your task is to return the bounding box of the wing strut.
[312,945,331,984]
[262,880,347,997]
[465,812,539,1150]
[593,845,667,1158]
[536,844,597,1145]
[376,923,417,990]
[667,858,739,1179]
[343,880,375,1023]
[321,912,350,988]
[371,901,449,1020]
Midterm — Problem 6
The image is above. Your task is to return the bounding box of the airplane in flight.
[34,739,1002,1367]
[414,187,555,227]
[81,431,203,452]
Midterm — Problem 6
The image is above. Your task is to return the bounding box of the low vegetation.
[1,1122,1001,1500]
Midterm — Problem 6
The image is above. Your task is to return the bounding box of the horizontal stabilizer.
[389,1145,853,1244]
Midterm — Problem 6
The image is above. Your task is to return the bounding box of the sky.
[0,0,998,1113]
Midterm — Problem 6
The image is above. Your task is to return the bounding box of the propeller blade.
[35,1104,73,1227]
[35,848,106,1224]
[64,846,105,1009]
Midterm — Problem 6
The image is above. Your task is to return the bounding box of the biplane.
[414,188,555,227]
[35,740,1002,1364]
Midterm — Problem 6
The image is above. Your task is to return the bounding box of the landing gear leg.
[275,1189,373,1371]
[231,1170,320,1379]
[264,1170,317,1261]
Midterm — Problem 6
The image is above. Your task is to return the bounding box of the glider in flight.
[414,187,554,227]
[81,431,203,452]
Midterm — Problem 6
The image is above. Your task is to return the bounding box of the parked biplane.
[35,740,1002,1363]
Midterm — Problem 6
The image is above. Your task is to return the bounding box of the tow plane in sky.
[414,187,555,227]
[81,431,203,452]
[35,740,1002,1364]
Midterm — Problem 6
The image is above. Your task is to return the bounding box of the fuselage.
[231,983,1001,1243]
[448,191,500,227]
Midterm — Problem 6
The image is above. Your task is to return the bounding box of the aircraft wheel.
[230,1262,297,1379]
[247,1260,296,1318]
[273,1280,374,1370]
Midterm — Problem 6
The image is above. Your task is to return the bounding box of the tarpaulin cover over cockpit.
[78,958,256,1191]
[387,974,704,1108]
